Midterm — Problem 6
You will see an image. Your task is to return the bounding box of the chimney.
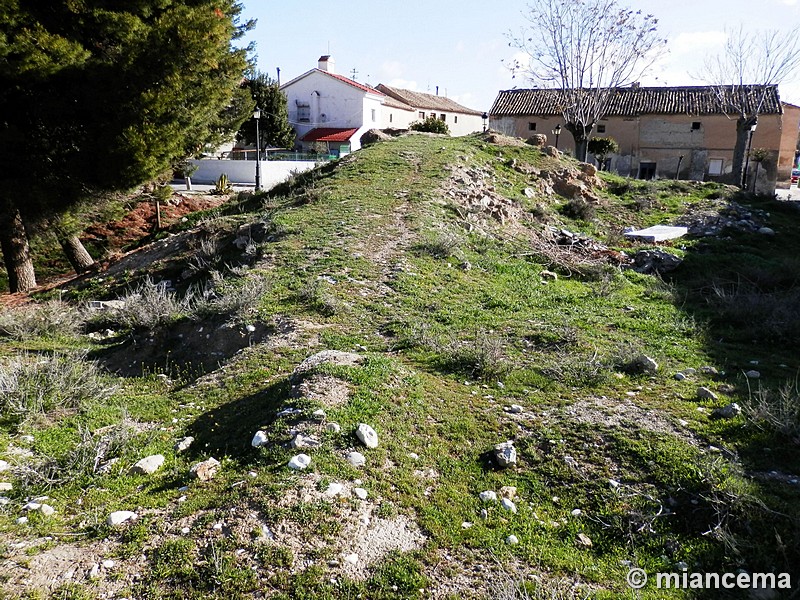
[318,55,335,74]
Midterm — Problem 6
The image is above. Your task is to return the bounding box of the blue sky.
[239,0,800,110]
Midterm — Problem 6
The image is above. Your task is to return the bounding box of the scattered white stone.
[674,372,686,381]
[353,487,368,500]
[506,534,519,545]
[697,387,718,401]
[758,227,775,236]
[174,437,194,453]
[251,430,268,447]
[637,356,659,373]
[712,403,742,419]
[326,422,341,433]
[407,452,419,460]
[344,553,359,565]
[89,563,100,579]
[291,433,321,449]
[609,479,620,488]
[190,457,220,481]
[479,490,498,503]
[312,409,326,419]
[325,483,344,497]
[480,508,488,519]
[501,498,517,514]
[15,516,28,525]
[571,509,582,517]
[505,404,524,414]
[494,441,517,467]
[0,482,12,492]
[131,454,165,475]
[288,454,311,470]
[177,495,187,503]
[181,527,190,534]
[462,521,473,529]
[39,504,56,516]
[0,460,8,472]
[23,502,41,511]
[576,533,593,548]
[355,423,379,449]
[213,522,224,531]
[500,486,517,499]
[102,560,115,569]
[107,511,138,526]
[346,451,366,468]
[745,370,761,379]
[245,324,256,333]
[276,407,303,418]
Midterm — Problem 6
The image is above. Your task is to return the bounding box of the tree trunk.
[732,116,757,188]
[0,203,37,293]
[57,233,96,273]
[565,121,593,162]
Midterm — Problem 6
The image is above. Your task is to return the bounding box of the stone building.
[489,85,800,191]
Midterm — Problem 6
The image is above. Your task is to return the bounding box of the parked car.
[793,168,799,185]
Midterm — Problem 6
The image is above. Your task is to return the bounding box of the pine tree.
[0,1,254,292]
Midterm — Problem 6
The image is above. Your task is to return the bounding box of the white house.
[280,55,385,155]
[375,84,485,136]
[280,56,486,154]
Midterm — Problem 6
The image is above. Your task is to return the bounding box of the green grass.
[1,133,799,598]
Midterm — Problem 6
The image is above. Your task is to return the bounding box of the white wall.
[381,106,416,129]
[189,159,317,186]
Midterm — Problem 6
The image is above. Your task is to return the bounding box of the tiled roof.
[325,71,384,96]
[281,69,384,96]
[489,85,783,117]
[376,84,484,116]
[300,128,360,143]
[382,95,415,111]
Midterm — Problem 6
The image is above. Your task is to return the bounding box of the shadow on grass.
[664,192,800,589]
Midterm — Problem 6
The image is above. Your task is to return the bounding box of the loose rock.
[174,437,194,453]
[251,430,268,447]
[576,533,593,548]
[506,534,519,545]
[346,451,367,468]
[501,498,517,514]
[711,403,741,419]
[697,387,718,401]
[190,457,220,481]
[288,454,311,470]
[494,441,517,467]
[355,423,379,449]
[353,487,369,500]
[479,490,497,503]
[131,454,165,475]
[107,511,138,526]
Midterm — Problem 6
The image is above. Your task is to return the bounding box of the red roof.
[301,128,360,143]
[324,71,384,95]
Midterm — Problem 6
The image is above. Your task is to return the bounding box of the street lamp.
[253,107,262,191]
[741,121,757,189]
[552,124,562,149]
[482,112,488,132]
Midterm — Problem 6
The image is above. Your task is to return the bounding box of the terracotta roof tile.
[489,85,783,117]
[300,127,360,143]
[325,71,384,95]
[376,84,483,115]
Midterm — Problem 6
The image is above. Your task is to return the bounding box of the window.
[708,158,724,176]
[597,124,606,133]
[371,109,376,122]
[454,116,458,123]
[297,102,310,122]
[691,121,701,130]
[389,113,393,123]
[440,114,446,121]
[419,111,425,119]
[528,122,537,131]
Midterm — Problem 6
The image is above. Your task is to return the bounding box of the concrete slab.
[624,225,688,243]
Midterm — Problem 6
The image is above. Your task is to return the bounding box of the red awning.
[300,128,359,143]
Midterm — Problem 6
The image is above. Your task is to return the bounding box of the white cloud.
[670,30,728,57]
[781,0,798,5]
[455,40,466,53]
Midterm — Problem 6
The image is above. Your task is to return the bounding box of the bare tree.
[507,0,665,160]
[701,26,800,188]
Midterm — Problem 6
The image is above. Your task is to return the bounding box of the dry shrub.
[0,300,83,340]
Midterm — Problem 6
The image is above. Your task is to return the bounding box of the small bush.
[416,230,462,259]
[559,198,595,221]
[439,330,508,380]
[102,278,192,331]
[742,380,800,442]
[0,351,113,423]
[409,116,450,135]
[0,300,83,340]
[298,278,340,317]
[194,276,269,322]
